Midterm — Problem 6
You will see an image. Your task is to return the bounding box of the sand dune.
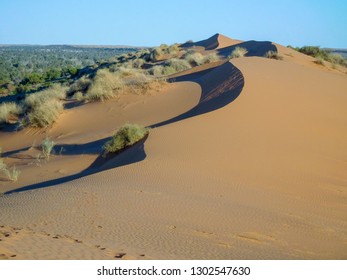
[0,35,347,259]
[181,33,242,50]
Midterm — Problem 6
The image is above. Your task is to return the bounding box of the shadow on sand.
[218,41,278,58]
[5,135,148,194]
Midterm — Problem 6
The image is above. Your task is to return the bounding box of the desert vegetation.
[23,84,66,128]
[0,102,22,125]
[103,124,149,155]
[0,157,20,182]
[265,50,283,60]
[183,51,221,66]
[41,138,55,160]
[0,45,139,96]
[290,46,347,67]
[229,47,248,58]
[85,69,124,101]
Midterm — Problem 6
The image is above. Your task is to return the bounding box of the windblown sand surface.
[0,34,347,259]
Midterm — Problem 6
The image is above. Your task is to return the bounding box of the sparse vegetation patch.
[103,124,149,155]
[41,138,55,160]
[0,102,22,124]
[265,50,283,60]
[229,47,248,58]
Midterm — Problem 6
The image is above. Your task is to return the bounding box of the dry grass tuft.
[265,50,283,60]
[0,102,22,124]
[229,47,248,58]
[85,69,124,101]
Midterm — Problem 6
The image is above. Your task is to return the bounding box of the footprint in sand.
[114,252,126,259]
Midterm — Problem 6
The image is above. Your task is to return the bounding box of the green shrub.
[230,47,248,58]
[41,137,55,159]
[265,51,283,60]
[0,102,22,124]
[298,46,329,60]
[85,69,124,101]
[21,72,44,85]
[103,124,149,155]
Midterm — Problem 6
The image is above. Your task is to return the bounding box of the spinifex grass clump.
[103,124,149,155]
[0,158,20,182]
[41,137,55,160]
[24,84,66,128]
[265,50,283,60]
[229,47,248,58]
[0,102,22,124]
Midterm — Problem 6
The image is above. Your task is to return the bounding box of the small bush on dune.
[41,137,55,159]
[67,76,91,96]
[314,57,324,65]
[265,50,283,60]
[328,53,347,67]
[103,124,149,155]
[184,52,205,66]
[164,58,191,72]
[168,44,180,54]
[85,69,124,101]
[23,84,66,128]
[0,159,20,182]
[73,91,84,101]
[24,84,66,109]
[149,47,163,62]
[0,102,22,124]
[131,58,146,69]
[112,67,140,77]
[124,72,167,94]
[148,65,165,76]
[183,51,221,66]
[229,47,248,58]
[203,52,221,63]
[26,99,63,128]
[148,44,181,62]
[298,46,329,59]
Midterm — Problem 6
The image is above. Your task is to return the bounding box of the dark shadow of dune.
[2,147,32,158]
[218,41,277,58]
[54,138,109,155]
[5,136,148,194]
[151,60,244,128]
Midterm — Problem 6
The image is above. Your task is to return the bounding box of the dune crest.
[181,33,242,50]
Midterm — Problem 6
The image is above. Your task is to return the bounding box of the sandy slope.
[0,37,347,259]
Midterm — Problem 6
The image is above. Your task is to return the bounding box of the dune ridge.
[0,34,347,259]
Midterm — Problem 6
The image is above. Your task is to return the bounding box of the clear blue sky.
[1,0,346,48]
